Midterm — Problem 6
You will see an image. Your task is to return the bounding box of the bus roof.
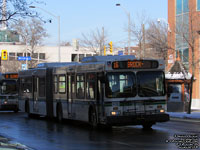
[37,62,78,68]
[81,55,136,63]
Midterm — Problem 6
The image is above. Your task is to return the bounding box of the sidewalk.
[168,110,200,120]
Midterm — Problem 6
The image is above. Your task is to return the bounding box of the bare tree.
[130,13,148,58]
[1,61,22,72]
[11,18,48,68]
[0,0,43,25]
[79,27,109,55]
[145,20,169,62]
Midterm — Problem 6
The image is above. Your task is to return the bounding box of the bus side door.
[97,72,105,118]
[33,76,39,112]
[67,74,75,118]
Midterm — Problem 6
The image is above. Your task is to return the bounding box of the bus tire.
[142,123,153,130]
[57,104,63,122]
[89,108,97,128]
[25,101,33,118]
[14,108,18,113]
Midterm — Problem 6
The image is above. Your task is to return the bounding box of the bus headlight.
[4,99,8,104]
[111,111,121,116]
[160,109,165,113]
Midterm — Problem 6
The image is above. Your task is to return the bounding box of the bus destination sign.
[5,74,18,79]
[112,60,159,69]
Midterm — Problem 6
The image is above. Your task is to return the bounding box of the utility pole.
[101,27,105,56]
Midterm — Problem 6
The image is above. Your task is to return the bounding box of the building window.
[17,53,23,57]
[176,0,189,15]
[86,54,92,57]
[32,53,38,59]
[39,53,45,60]
[24,53,31,57]
[9,52,15,60]
[176,48,189,65]
[197,0,200,10]
[183,48,189,63]
[176,0,182,14]
[71,54,78,62]
[183,0,189,13]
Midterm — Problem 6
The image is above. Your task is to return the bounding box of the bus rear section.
[0,73,18,112]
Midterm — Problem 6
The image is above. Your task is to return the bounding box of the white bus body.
[18,56,169,128]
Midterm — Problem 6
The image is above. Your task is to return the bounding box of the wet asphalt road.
[0,112,199,150]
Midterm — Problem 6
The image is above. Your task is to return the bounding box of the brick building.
[168,0,200,109]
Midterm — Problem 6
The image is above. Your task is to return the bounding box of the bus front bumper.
[105,113,170,126]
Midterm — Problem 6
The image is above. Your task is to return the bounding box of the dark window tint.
[39,78,45,97]
[137,71,165,97]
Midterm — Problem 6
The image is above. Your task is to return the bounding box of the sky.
[34,0,168,47]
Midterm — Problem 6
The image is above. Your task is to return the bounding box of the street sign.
[118,51,123,56]
[18,56,31,61]
[21,64,27,70]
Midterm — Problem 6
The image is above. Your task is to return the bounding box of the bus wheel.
[142,123,153,130]
[14,108,18,113]
[57,106,63,122]
[89,109,97,128]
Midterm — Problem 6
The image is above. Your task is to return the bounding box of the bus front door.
[33,77,39,112]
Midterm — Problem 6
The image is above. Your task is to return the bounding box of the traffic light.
[1,50,8,60]
[109,41,113,53]
[104,46,106,56]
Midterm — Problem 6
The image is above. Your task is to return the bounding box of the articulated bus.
[0,72,19,112]
[18,55,169,129]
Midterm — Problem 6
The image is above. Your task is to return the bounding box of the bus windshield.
[1,80,17,94]
[106,72,136,98]
[137,71,165,97]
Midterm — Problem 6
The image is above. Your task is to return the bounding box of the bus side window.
[21,78,32,93]
[53,75,58,94]
[71,75,75,99]
[76,74,85,99]
[59,75,66,93]
[39,77,45,97]
[86,73,96,100]
[68,75,71,99]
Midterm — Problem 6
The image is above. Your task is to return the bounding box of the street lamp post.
[116,3,131,55]
[157,18,171,33]
[29,6,61,62]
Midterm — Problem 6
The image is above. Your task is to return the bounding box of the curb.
[170,116,200,123]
